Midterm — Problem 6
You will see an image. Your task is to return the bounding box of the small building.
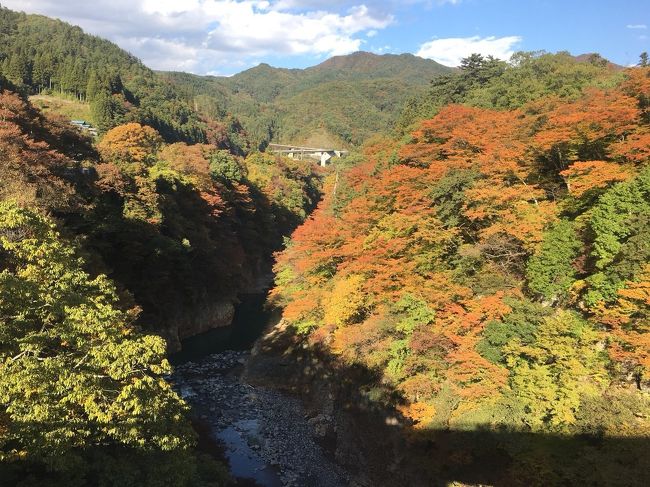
[71,120,97,135]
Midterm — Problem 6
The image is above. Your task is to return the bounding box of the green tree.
[476,299,551,364]
[590,168,650,269]
[91,92,125,132]
[584,168,650,306]
[526,220,582,302]
[5,51,30,85]
[430,168,480,229]
[0,202,193,464]
[209,149,244,183]
[504,310,607,430]
[459,53,507,84]
[31,53,48,92]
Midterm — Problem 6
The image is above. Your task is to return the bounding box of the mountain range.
[0,6,622,150]
[161,51,452,148]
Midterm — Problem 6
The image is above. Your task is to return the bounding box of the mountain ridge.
[204,51,451,80]
[161,51,453,147]
[0,5,625,149]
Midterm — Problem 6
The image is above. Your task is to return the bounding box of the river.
[170,294,348,487]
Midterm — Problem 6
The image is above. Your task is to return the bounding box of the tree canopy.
[271,63,650,483]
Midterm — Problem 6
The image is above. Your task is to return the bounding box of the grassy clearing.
[29,94,94,124]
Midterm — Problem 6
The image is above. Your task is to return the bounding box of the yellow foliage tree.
[505,310,607,430]
[323,274,367,327]
[98,122,162,167]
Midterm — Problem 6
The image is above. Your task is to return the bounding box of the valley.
[0,4,648,487]
[160,51,452,149]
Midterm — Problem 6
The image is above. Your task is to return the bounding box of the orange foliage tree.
[560,160,633,196]
[97,122,163,167]
[272,67,650,428]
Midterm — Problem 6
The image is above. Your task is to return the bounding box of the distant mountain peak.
[573,53,625,71]
[310,51,448,72]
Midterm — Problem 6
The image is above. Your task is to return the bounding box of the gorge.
[0,4,649,487]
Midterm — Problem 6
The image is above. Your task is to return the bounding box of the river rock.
[171,350,348,487]
[307,414,331,437]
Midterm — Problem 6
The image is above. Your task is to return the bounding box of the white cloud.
[372,44,392,53]
[203,3,392,57]
[1,0,393,73]
[272,0,460,10]
[627,24,647,29]
[416,35,522,66]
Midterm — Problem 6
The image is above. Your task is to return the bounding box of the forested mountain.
[0,4,452,151]
[0,78,321,484]
[396,51,625,132]
[0,7,249,150]
[0,4,648,486]
[270,62,650,484]
[161,52,452,148]
[306,51,450,82]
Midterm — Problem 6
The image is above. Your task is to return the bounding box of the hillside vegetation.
[0,80,321,484]
[161,52,452,148]
[30,93,93,123]
[271,60,650,484]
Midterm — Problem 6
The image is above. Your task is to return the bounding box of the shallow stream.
[170,294,347,487]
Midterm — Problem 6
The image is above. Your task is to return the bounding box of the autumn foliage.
[97,122,163,165]
[0,87,322,483]
[0,88,94,210]
[272,67,650,440]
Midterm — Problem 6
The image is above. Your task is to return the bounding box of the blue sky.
[5,0,649,74]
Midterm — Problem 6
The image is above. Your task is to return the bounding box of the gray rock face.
[165,300,236,352]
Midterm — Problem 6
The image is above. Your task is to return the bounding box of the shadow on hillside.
[72,170,304,338]
[246,325,650,487]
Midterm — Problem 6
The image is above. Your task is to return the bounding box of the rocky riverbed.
[171,350,349,487]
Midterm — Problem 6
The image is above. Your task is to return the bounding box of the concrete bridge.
[267,143,348,166]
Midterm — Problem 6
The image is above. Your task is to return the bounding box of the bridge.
[267,143,348,166]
